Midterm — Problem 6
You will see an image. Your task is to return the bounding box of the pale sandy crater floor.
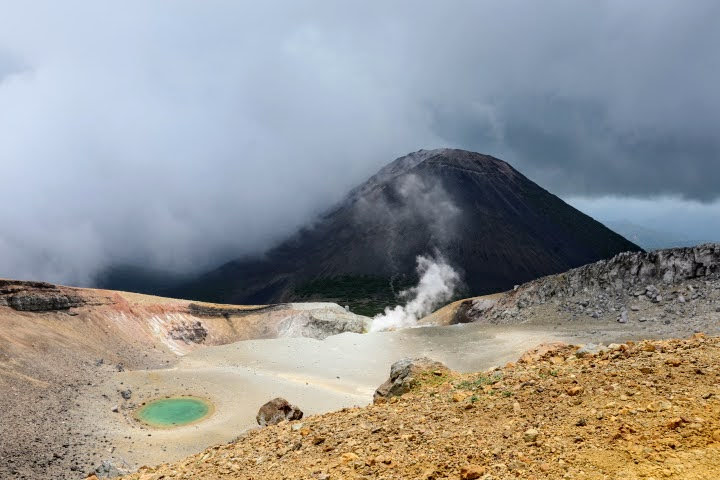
[80,318,691,472]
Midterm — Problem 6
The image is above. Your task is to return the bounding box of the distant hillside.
[167,149,641,314]
[94,264,189,295]
[604,220,708,251]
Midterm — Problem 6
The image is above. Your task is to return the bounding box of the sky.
[0,1,719,285]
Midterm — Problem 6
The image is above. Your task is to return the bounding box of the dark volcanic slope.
[171,149,641,314]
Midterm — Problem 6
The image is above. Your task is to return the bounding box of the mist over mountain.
[602,220,710,252]
[1,2,719,287]
[160,149,640,314]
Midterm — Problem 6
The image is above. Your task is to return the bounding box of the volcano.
[166,149,640,314]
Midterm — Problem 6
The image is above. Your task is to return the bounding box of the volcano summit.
[164,149,640,314]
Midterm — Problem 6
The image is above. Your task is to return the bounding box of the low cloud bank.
[1,2,719,285]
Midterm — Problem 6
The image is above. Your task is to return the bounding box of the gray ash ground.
[0,342,172,479]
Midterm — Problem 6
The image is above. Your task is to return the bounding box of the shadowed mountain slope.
[167,149,641,314]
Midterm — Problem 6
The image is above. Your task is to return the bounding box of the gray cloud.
[0,49,24,83]
[0,1,718,284]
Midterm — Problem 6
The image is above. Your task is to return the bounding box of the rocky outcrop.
[277,304,370,340]
[188,303,276,317]
[512,243,718,304]
[256,398,303,426]
[373,357,450,402]
[460,244,720,324]
[0,279,57,291]
[457,297,497,324]
[0,279,89,312]
[188,301,370,341]
[168,320,208,344]
[8,291,86,311]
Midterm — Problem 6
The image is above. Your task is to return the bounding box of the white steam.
[370,255,460,332]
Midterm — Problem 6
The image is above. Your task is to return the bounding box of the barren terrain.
[120,334,720,480]
[1,245,719,479]
[0,280,367,479]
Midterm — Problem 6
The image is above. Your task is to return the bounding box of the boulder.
[461,297,497,323]
[460,465,486,479]
[94,460,126,478]
[256,398,303,426]
[373,357,450,402]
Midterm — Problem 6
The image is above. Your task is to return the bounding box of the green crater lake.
[136,397,212,427]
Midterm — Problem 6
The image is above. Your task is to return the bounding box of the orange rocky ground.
[117,334,720,480]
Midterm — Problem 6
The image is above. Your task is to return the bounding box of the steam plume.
[370,254,460,332]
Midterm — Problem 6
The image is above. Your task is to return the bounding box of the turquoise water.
[136,397,211,427]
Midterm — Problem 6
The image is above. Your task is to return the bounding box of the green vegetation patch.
[416,370,452,388]
[455,372,503,391]
[291,275,415,317]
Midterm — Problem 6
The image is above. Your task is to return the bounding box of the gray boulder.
[94,460,127,478]
[256,397,303,427]
[373,357,450,402]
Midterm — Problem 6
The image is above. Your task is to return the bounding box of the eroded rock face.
[464,244,720,324]
[256,398,303,426]
[188,303,275,317]
[512,244,719,304]
[168,321,208,344]
[0,279,55,291]
[277,305,371,340]
[374,357,450,402]
[7,292,85,311]
[0,279,94,312]
[453,297,498,324]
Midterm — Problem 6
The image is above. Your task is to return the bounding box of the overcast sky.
[1,1,719,285]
